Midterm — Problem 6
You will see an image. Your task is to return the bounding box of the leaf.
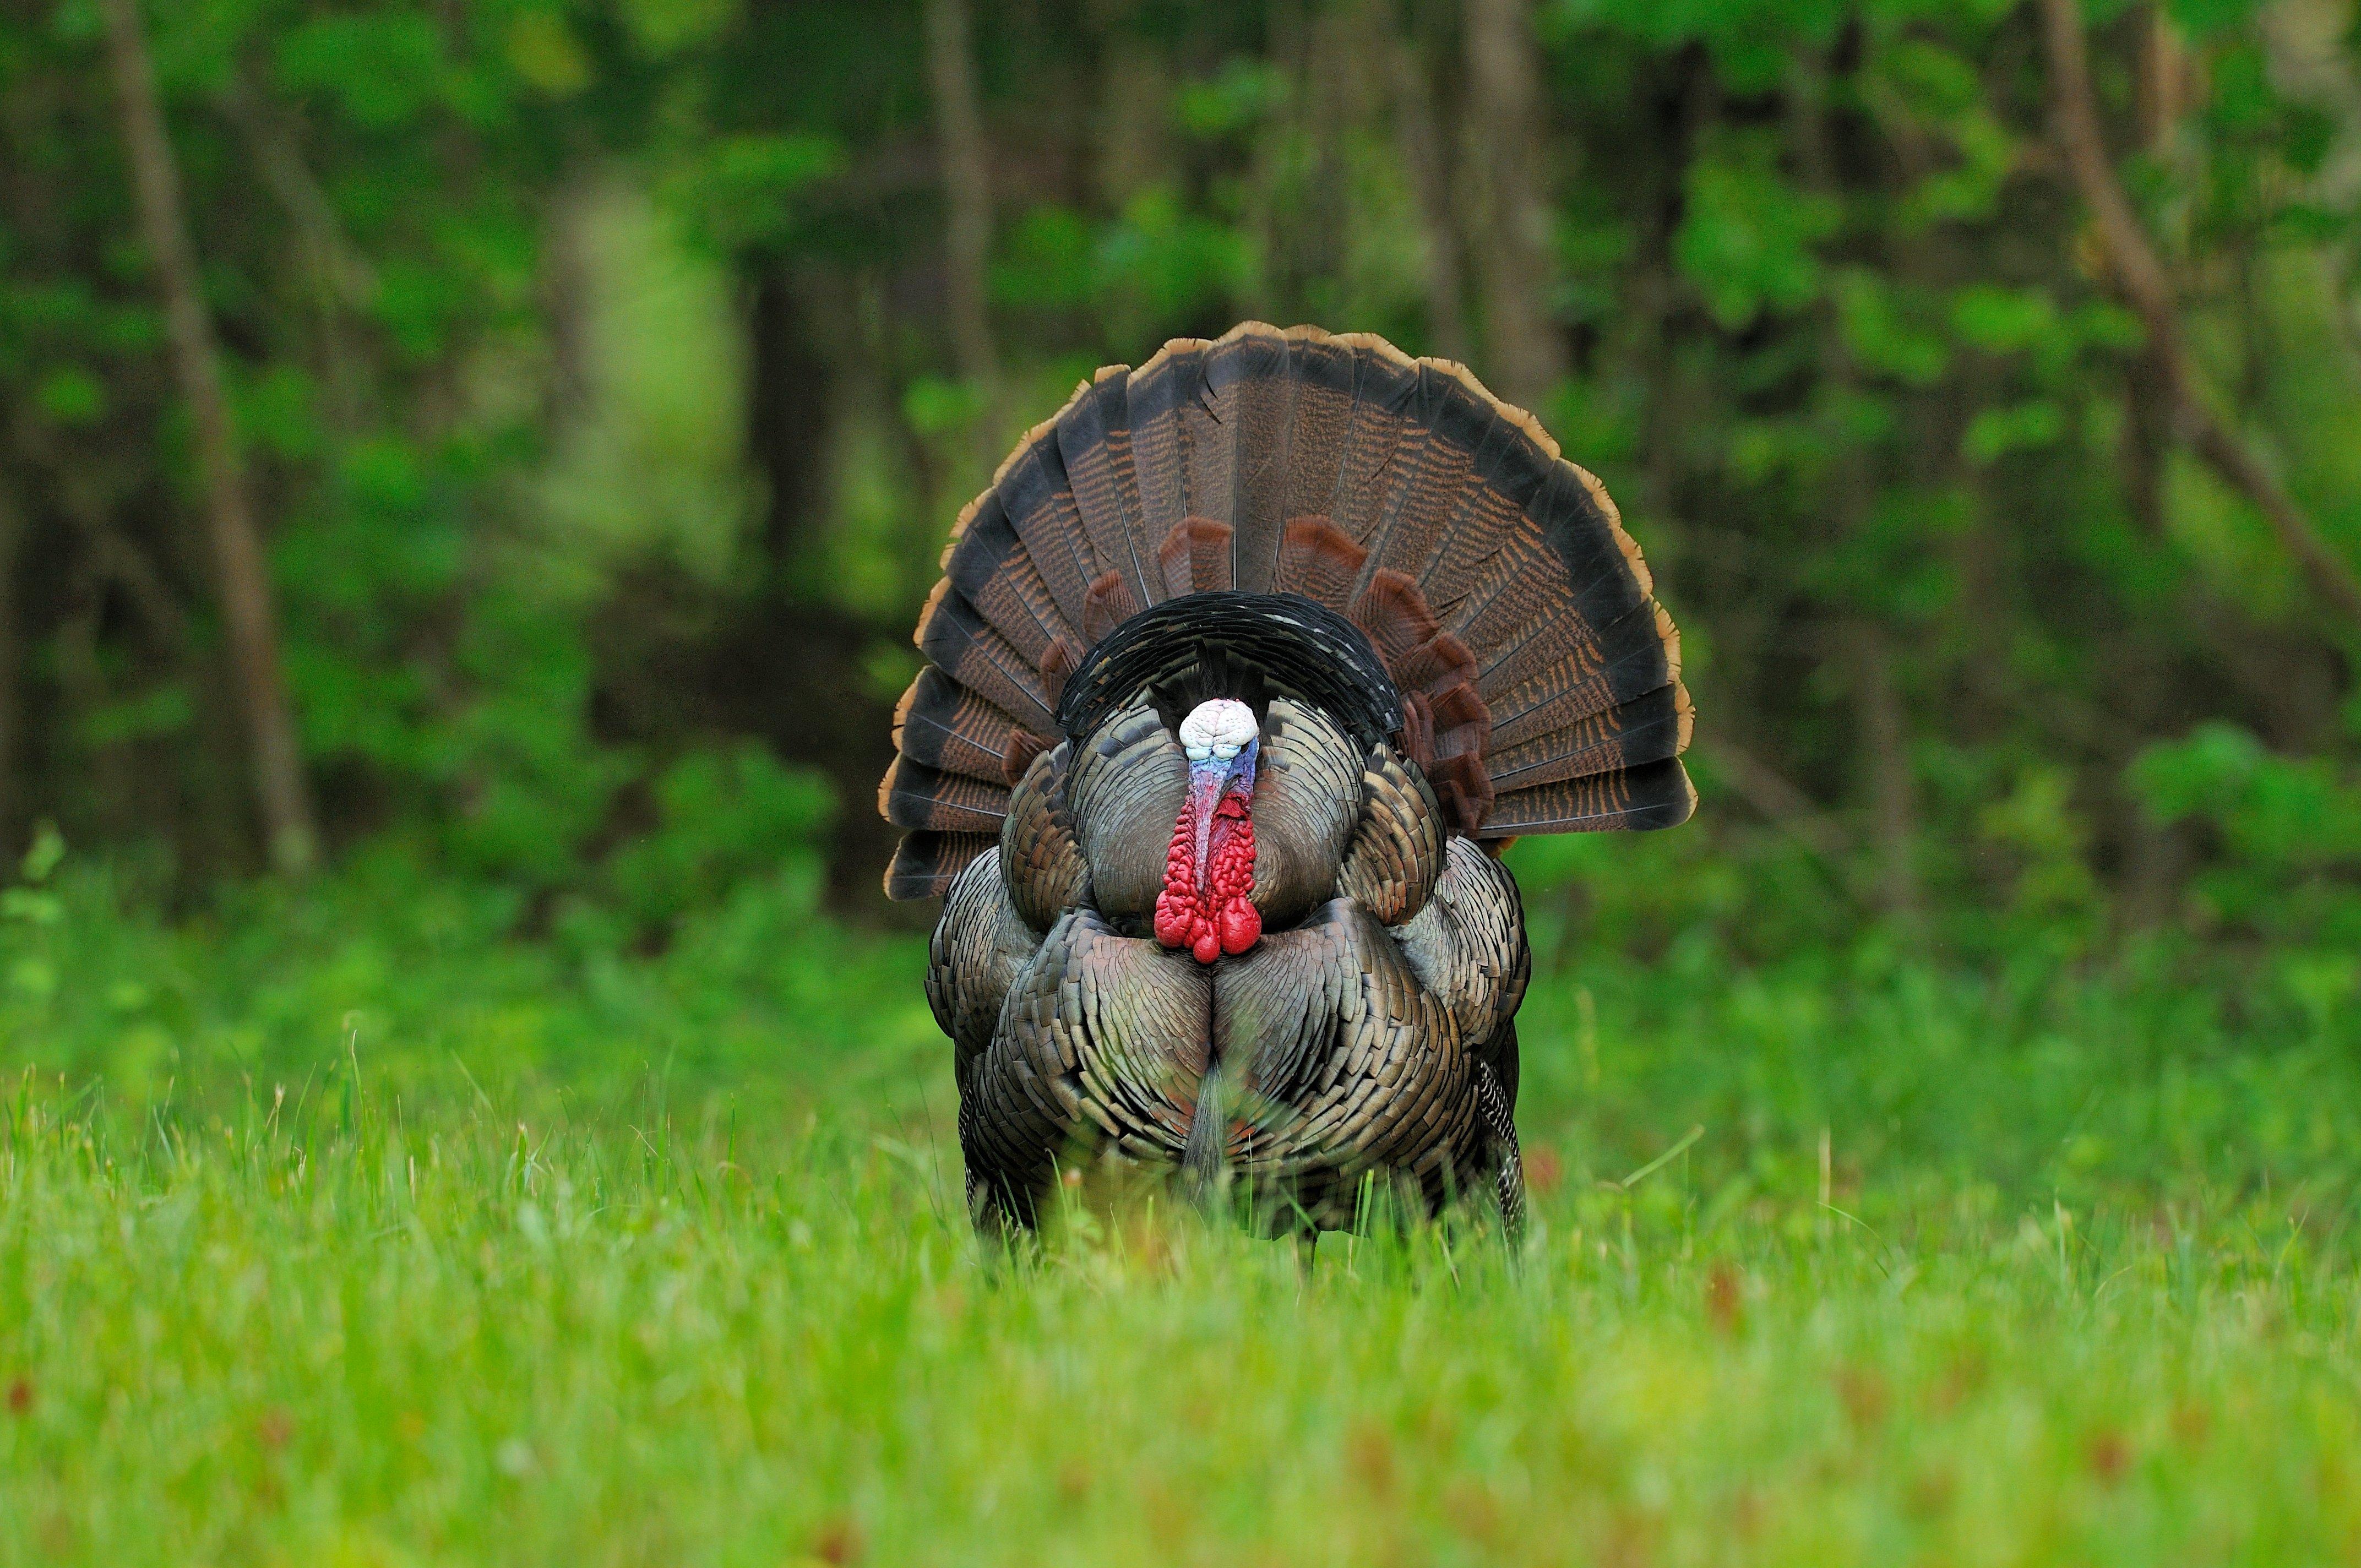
[1675,135,1839,329]
[274,14,448,129]
[507,10,594,97]
[666,133,845,253]
[1949,285,2060,353]
[34,366,103,425]
[1963,400,2065,463]
[1835,270,1951,386]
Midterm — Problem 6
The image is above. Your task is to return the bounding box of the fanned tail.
[883,323,1694,897]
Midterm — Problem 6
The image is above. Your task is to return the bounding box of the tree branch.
[2041,0,2361,626]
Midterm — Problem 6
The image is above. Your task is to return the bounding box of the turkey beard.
[1153,742,1262,964]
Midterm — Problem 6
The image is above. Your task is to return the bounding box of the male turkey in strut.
[881,323,1694,1235]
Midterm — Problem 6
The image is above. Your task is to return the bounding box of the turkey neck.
[1153,740,1262,964]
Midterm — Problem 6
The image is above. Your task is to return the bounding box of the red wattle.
[1218,898,1260,955]
[1154,783,1259,964]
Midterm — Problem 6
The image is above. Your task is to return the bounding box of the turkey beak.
[1184,741,1257,875]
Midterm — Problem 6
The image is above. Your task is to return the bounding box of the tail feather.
[886,829,998,899]
[1273,334,1359,558]
[1448,531,1579,667]
[881,322,1695,896]
[1486,682,1694,793]
[1082,570,1144,645]
[881,756,1009,833]
[943,500,1067,661]
[1179,366,1235,556]
[1420,431,1531,619]
[1125,342,1207,589]
[1327,345,1424,559]
[914,583,1059,733]
[1533,461,1655,627]
[1273,516,1368,608]
[1489,756,1696,834]
[894,668,1025,786]
[991,445,1100,630]
[1397,386,1505,596]
[1345,367,1468,609]
[1484,600,1681,742]
[1210,326,1297,594]
[1158,518,1235,598]
[1057,373,1158,613]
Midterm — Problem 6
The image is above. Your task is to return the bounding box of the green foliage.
[662,131,845,254]
[596,745,834,935]
[5,0,2360,954]
[2131,722,2361,953]
[1677,132,1841,329]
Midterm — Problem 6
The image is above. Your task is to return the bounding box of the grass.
[5,858,2361,1564]
[8,1087,2360,1566]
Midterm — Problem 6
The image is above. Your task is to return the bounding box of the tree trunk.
[733,266,908,915]
[0,464,23,856]
[747,268,834,596]
[1852,625,1921,923]
[1460,0,1566,413]
[1789,47,1922,926]
[100,0,317,873]
[1389,27,1471,362]
[923,0,1002,458]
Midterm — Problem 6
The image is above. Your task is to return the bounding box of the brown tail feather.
[1274,516,1368,609]
[1179,380,1236,566]
[1274,333,1362,545]
[1340,371,1468,612]
[942,498,1069,661]
[1207,326,1297,594]
[992,442,1100,629]
[1485,681,1694,793]
[915,587,1058,733]
[1081,570,1143,646]
[1325,343,1422,556]
[1488,756,1696,835]
[880,323,1694,896]
[880,756,1009,834]
[1123,342,1207,593]
[1057,373,1160,614]
[1158,518,1234,598]
[1483,629,1682,759]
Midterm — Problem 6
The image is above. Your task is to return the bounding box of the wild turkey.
[881,323,1693,1235]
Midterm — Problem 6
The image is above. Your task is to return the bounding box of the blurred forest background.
[5,0,2361,1126]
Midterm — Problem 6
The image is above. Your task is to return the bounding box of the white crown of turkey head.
[1178,699,1257,762]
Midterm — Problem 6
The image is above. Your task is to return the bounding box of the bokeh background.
[3,0,2361,1187]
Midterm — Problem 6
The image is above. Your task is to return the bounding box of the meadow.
[6,841,2360,1566]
